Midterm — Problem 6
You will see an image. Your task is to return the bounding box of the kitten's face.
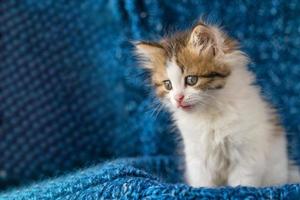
[155,55,230,111]
[135,23,238,112]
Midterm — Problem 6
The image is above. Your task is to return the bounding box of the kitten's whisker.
[149,100,165,120]
[154,104,164,119]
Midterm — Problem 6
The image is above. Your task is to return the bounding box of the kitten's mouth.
[177,103,193,110]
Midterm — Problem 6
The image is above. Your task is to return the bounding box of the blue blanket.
[1,157,300,199]
[0,0,300,199]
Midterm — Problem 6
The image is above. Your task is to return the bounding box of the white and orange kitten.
[134,21,299,187]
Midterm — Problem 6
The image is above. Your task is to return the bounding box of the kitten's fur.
[134,21,299,187]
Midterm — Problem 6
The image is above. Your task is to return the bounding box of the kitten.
[134,21,299,187]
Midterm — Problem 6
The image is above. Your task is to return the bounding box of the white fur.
[163,55,299,187]
[166,59,185,105]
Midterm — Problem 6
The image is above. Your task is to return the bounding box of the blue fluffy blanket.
[0,0,300,199]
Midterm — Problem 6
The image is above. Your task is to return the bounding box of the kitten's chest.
[177,113,234,185]
[177,113,233,144]
[179,118,231,158]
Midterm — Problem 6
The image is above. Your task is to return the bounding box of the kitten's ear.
[188,23,218,57]
[134,41,166,70]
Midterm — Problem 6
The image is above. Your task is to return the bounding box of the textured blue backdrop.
[0,0,300,199]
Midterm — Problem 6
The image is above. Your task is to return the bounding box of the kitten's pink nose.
[175,94,185,103]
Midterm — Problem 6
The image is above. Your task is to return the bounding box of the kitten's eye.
[163,80,172,90]
[185,75,198,86]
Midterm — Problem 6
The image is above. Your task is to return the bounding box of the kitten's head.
[135,22,248,112]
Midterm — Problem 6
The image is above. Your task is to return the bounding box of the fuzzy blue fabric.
[1,157,300,199]
[0,0,300,199]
